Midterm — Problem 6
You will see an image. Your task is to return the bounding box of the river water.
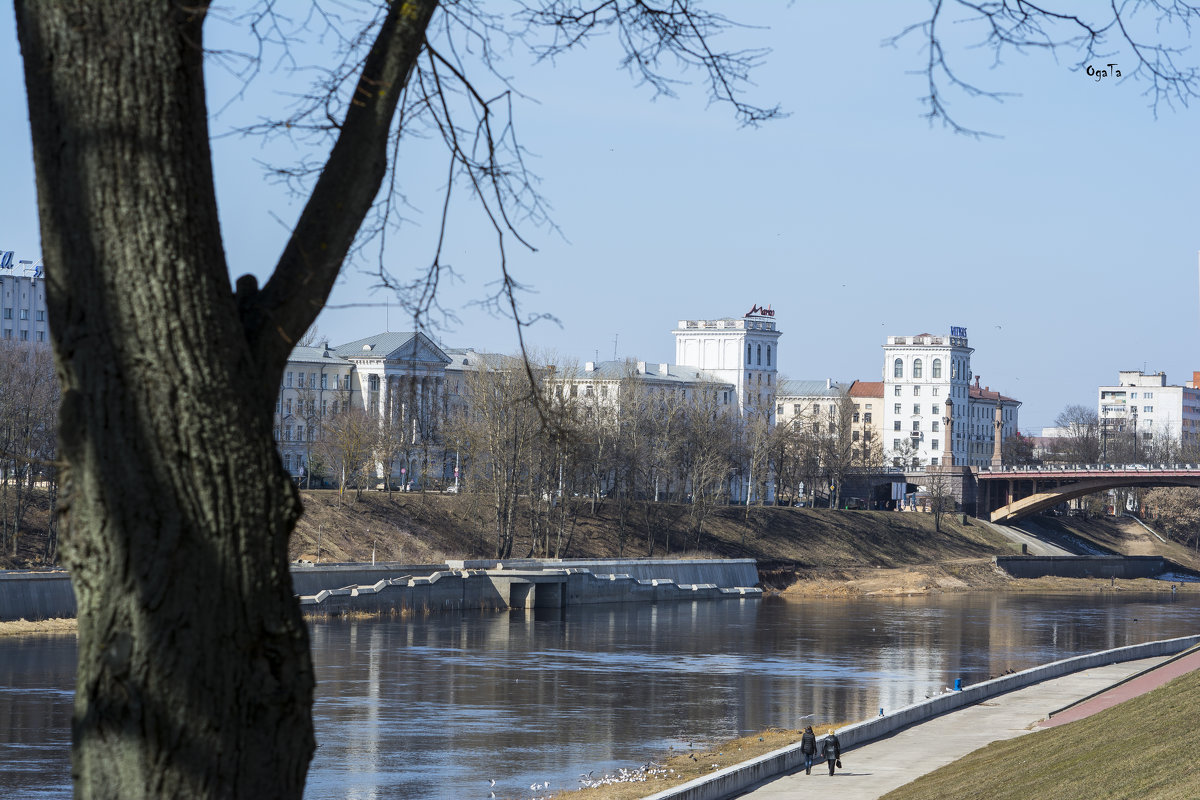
[2,592,1198,799]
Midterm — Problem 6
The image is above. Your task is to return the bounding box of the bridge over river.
[841,463,1200,524]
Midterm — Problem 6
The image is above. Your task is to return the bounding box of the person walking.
[822,730,842,776]
[800,726,817,775]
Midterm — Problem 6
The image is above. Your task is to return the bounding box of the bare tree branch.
[888,0,1200,136]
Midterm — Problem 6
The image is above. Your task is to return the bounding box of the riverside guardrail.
[297,562,762,617]
[642,633,1200,800]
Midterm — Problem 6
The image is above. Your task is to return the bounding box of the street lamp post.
[1101,409,1107,462]
[317,524,322,564]
[1132,409,1139,463]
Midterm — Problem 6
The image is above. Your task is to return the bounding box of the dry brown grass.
[549,724,844,800]
[881,668,1200,800]
[0,617,77,637]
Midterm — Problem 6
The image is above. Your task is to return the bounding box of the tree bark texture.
[14,1,438,797]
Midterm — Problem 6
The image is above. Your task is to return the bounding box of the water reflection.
[1,593,1197,800]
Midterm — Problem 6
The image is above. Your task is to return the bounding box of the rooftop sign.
[745,304,775,318]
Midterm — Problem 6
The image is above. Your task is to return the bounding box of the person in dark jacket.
[822,730,841,775]
[800,726,817,775]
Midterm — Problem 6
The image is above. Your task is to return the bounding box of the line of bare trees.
[0,342,59,563]
[437,359,883,559]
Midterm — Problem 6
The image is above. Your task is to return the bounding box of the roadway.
[976,518,1073,556]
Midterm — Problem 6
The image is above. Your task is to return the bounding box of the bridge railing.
[978,463,1200,474]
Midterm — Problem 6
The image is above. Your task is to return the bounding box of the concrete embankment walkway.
[738,656,1168,800]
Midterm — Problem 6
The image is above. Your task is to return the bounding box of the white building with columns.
[673,304,781,424]
[275,332,452,483]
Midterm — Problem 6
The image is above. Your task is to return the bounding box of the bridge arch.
[989,475,1200,523]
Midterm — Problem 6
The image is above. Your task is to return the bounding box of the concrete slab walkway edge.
[640,633,1200,800]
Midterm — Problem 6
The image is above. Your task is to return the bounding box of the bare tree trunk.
[19,1,318,785]
[15,0,438,794]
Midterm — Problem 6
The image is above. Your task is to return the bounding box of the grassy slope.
[881,667,1200,800]
[286,490,1016,567]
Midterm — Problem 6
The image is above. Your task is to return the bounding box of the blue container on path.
[954,679,962,691]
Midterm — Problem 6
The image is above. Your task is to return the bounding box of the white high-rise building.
[673,304,781,423]
[0,251,48,344]
[881,327,1020,468]
[882,329,971,467]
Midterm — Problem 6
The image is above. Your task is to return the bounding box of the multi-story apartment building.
[848,379,884,463]
[673,304,781,423]
[1098,370,1200,455]
[274,344,358,479]
[775,379,850,435]
[0,252,48,344]
[881,327,1020,468]
[560,359,737,410]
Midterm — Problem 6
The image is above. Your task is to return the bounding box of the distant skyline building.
[882,327,1020,468]
[0,250,47,344]
[673,304,781,424]
[1098,370,1200,453]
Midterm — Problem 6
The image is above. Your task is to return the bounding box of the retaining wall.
[1,558,760,622]
[643,633,1200,800]
[996,555,1168,579]
[0,570,76,621]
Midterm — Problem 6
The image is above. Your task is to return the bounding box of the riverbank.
[544,725,842,800]
[0,617,75,636]
[777,560,1200,597]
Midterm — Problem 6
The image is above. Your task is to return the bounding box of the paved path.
[1040,647,1200,728]
[981,520,1073,556]
[738,657,1167,800]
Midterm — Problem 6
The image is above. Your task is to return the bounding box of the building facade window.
[894,420,901,431]
[766,346,772,366]
[756,344,762,366]
[913,359,922,379]
[864,412,872,423]
[894,403,901,414]
[912,420,920,431]
[894,386,902,396]
[746,344,752,364]
[932,421,939,432]
[932,359,942,379]
[914,385,921,396]
[894,358,903,378]
[913,404,920,414]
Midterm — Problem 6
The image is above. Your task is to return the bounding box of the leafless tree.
[890,2,1200,137]
[0,343,58,562]
[1053,404,1101,463]
[318,404,376,499]
[925,467,955,532]
[14,3,778,793]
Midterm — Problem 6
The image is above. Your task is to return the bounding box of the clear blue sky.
[2,3,1197,432]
